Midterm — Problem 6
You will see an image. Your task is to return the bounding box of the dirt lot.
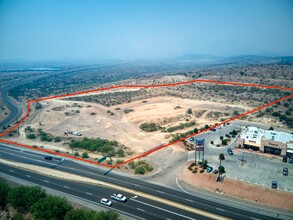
[16,95,249,155]
[181,163,293,210]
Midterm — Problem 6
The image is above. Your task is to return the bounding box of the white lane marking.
[132,183,139,187]
[131,199,196,220]
[0,172,146,220]
[64,186,70,189]
[185,199,194,203]
[110,177,116,180]
[89,172,95,175]
[137,208,145,212]
[216,208,225,212]
[43,180,49,183]
[86,192,93,195]
[250,218,260,220]
[9,170,14,172]
[25,175,31,178]
[166,218,172,220]
[69,168,76,170]
[175,177,192,195]
[156,190,165,194]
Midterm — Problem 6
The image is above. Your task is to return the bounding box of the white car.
[111,193,127,202]
[100,198,112,206]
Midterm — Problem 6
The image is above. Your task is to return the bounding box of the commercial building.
[237,127,293,156]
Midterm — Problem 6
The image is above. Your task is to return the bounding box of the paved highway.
[0,84,22,128]
[0,144,282,220]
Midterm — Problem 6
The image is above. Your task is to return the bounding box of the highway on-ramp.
[0,144,281,220]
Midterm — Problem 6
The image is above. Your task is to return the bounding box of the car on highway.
[282,168,288,176]
[207,166,213,173]
[271,181,278,189]
[100,198,112,206]
[44,156,52,160]
[227,148,233,155]
[111,193,127,202]
[212,170,219,174]
[289,158,293,163]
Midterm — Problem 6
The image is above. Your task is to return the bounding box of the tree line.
[69,137,125,157]
[0,181,120,220]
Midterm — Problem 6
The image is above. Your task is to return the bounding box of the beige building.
[237,127,293,156]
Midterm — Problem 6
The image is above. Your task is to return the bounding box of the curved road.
[0,85,22,128]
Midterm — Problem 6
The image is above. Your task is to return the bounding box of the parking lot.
[223,151,293,192]
[187,121,293,192]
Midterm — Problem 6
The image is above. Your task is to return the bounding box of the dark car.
[283,156,288,163]
[206,167,212,173]
[283,168,288,176]
[225,134,231,138]
[271,181,278,189]
[44,156,52,160]
[212,170,219,174]
[227,148,233,155]
[289,158,293,163]
[211,128,216,131]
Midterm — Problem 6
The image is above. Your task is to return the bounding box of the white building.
[237,126,293,156]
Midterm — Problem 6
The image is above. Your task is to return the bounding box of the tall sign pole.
[196,138,205,164]
[194,139,197,165]
[202,143,205,165]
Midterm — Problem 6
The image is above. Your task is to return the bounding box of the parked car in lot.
[227,148,233,155]
[271,181,278,189]
[289,158,293,163]
[207,166,213,173]
[111,194,127,202]
[100,198,112,206]
[283,156,288,162]
[189,137,194,141]
[283,168,288,176]
[44,156,52,160]
[211,128,216,131]
[212,170,219,174]
[225,134,231,138]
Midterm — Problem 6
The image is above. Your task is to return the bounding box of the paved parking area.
[187,120,293,192]
[224,151,293,192]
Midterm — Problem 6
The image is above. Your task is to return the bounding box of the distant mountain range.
[172,54,293,65]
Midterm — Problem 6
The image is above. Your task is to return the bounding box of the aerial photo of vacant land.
[1,1,293,220]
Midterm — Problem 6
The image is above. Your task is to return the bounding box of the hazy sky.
[0,0,293,61]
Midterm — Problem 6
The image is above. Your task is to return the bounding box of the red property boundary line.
[0,79,292,169]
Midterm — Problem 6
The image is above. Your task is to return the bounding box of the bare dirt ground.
[180,162,293,210]
[13,96,249,155]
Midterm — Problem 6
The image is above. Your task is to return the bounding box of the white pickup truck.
[111,193,127,202]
